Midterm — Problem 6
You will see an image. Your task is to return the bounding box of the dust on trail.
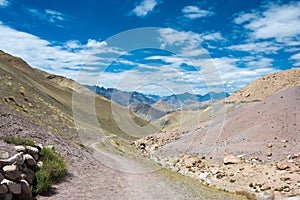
[38,141,242,200]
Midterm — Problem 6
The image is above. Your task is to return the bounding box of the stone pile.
[0,144,43,200]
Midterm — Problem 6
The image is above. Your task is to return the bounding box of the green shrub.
[33,147,67,194]
[3,136,35,146]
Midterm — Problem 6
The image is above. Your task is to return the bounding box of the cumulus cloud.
[0,22,124,79]
[234,1,300,42]
[182,5,214,19]
[132,0,159,17]
[290,52,300,66]
[227,41,281,54]
[0,0,10,8]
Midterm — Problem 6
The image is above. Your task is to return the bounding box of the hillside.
[0,51,246,200]
[225,68,300,103]
[134,68,300,199]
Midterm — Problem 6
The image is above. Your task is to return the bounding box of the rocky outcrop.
[0,144,45,200]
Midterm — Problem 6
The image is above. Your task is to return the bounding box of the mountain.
[84,85,156,106]
[85,85,229,108]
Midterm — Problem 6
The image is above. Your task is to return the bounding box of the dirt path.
[38,141,243,200]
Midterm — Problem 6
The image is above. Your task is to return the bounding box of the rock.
[267,143,273,148]
[25,146,39,155]
[23,154,36,167]
[0,174,4,182]
[199,172,209,180]
[276,162,289,170]
[0,184,8,194]
[183,156,201,168]
[37,161,43,168]
[5,193,13,200]
[1,179,21,194]
[14,179,32,200]
[223,155,240,165]
[0,151,9,159]
[3,165,21,181]
[23,169,35,185]
[260,184,271,191]
[283,186,290,192]
[229,178,236,183]
[14,146,26,152]
[266,152,272,157]
[0,152,24,166]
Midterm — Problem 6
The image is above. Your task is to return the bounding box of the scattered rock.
[3,165,21,181]
[266,152,272,157]
[14,179,32,200]
[0,151,9,159]
[25,146,39,155]
[260,184,271,191]
[0,152,24,166]
[267,143,273,148]
[23,154,36,167]
[14,146,26,153]
[1,179,21,194]
[223,155,240,165]
[276,162,289,170]
[0,184,8,194]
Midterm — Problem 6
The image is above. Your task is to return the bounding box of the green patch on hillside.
[33,147,67,194]
[3,136,36,146]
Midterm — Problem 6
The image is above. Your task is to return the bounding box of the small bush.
[33,147,67,194]
[3,136,35,146]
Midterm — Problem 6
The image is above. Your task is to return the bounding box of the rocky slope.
[225,68,300,103]
[134,69,300,199]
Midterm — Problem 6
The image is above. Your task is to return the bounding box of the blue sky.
[0,0,299,95]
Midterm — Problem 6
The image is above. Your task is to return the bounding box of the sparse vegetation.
[3,136,36,146]
[33,147,67,194]
[235,190,257,200]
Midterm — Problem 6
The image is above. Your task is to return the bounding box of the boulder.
[3,165,21,181]
[23,154,36,167]
[22,169,35,185]
[0,184,8,194]
[14,179,32,200]
[223,155,240,164]
[0,152,24,166]
[0,151,9,159]
[276,162,289,170]
[37,161,43,168]
[14,146,26,153]
[5,193,13,200]
[25,146,39,156]
[1,179,21,194]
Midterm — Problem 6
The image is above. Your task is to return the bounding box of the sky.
[0,0,299,96]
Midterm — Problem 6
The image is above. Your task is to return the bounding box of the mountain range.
[85,85,229,108]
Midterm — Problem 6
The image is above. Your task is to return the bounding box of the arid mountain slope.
[225,68,300,103]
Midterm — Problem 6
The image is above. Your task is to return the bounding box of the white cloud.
[0,22,124,79]
[27,8,67,25]
[290,52,300,66]
[132,0,159,17]
[0,0,10,8]
[227,41,281,54]
[182,5,214,19]
[234,1,300,42]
